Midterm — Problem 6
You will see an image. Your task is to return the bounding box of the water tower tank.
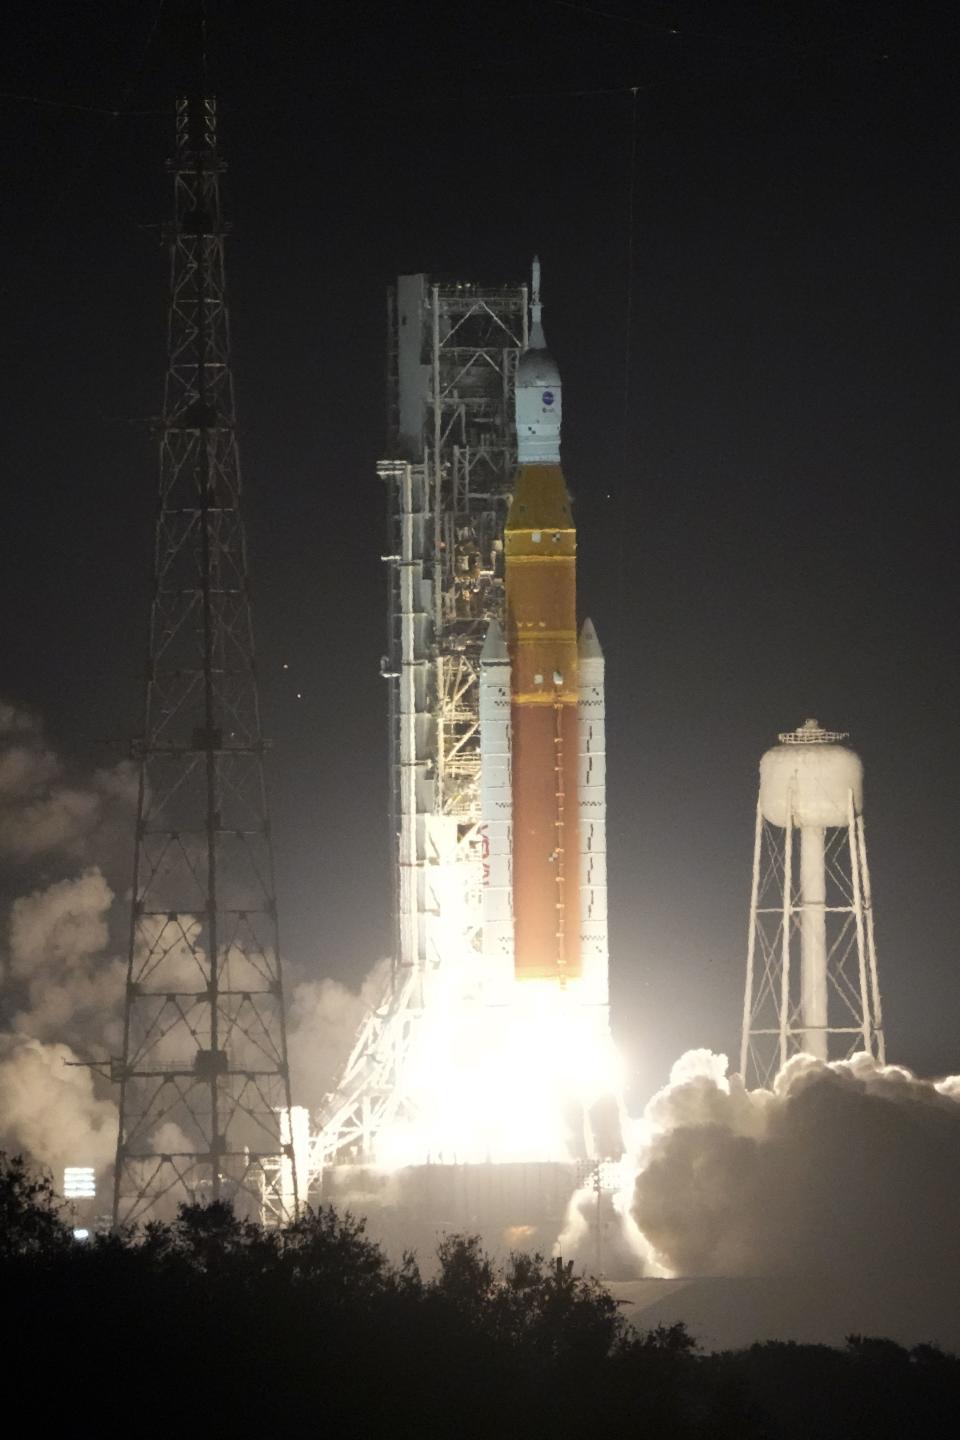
[759,718,863,828]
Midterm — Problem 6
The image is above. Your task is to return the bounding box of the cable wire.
[613,84,639,671]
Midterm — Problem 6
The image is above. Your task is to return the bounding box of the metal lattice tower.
[384,278,528,959]
[113,96,297,1226]
[309,277,527,1173]
[740,719,885,1089]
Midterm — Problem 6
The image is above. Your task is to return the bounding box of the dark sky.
[2,1,958,1101]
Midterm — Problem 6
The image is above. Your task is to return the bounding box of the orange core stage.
[505,463,581,980]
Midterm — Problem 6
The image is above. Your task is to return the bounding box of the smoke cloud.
[0,1034,117,1173]
[0,701,136,865]
[8,870,125,1045]
[0,694,393,1185]
[0,869,124,1180]
[288,959,391,1111]
[0,701,136,1182]
[624,1049,960,1345]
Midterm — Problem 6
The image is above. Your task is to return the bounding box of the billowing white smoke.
[8,870,125,1047]
[631,1050,960,1274]
[605,1048,960,1341]
[0,701,135,1183]
[0,701,137,865]
[0,1035,117,1172]
[287,958,392,1112]
[556,1166,649,1277]
[0,696,386,1188]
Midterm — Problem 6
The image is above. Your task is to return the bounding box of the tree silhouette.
[0,1150,72,1258]
[2,1154,959,1438]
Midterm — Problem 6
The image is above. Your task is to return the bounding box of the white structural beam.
[479,619,514,1005]
[577,618,609,1013]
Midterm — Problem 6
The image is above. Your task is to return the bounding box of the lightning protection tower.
[740,719,885,1089]
[113,96,297,1226]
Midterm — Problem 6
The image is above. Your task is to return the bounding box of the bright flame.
[374,980,625,1170]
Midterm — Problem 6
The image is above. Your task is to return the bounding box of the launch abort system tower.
[113,97,297,1226]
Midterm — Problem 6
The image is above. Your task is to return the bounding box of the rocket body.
[505,464,580,978]
[480,260,608,997]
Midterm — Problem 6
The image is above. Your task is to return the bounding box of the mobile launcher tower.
[308,267,620,1254]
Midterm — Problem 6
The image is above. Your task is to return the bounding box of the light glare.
[374,981,625,1170]
[63,1166,96,1199]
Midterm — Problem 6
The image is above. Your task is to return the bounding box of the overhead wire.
[613,85,640,672]
[0,1,168,122]
[0,0,901,132]
[0,72,657,123]
[32,0,168,227]
[544,0,891,59]
[0,89,164,117]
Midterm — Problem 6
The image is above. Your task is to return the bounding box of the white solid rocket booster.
[479,618,514,999]
[577,617,609,1010]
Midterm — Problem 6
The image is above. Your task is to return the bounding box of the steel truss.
[309,279,527,1176]
[740,795,885,1090]
[113,96,297,1226]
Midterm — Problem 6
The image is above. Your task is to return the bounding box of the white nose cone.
[516,257,562,464]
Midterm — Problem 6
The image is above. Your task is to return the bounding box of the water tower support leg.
[847,789,873,1056]
[740,801,763,1078]
[856,812,884,1062]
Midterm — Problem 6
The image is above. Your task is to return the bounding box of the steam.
[0,702,136,864]
[0,869,122,1178]
[8,870,125,1046]
[287,958,392,1112]
[0,1034,116,1172]
[0,701,135,1183]
[612,1048,960,1341]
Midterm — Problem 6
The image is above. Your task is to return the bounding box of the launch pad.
[299,264,622,1263]
[320,1160,585,1267]
[307,266,618,1200]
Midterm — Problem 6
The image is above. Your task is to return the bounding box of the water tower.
[740,719,885,1088]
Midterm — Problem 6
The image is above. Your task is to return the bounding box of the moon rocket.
[480,261,609,1008]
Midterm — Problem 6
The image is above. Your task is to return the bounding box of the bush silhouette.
[2,1153,958,1438]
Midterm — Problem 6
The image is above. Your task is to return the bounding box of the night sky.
[2,1,958,1104]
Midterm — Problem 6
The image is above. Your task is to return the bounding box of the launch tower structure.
[311,277,528,1169]
[113,96,297,1226]
[740,719,885,1088]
